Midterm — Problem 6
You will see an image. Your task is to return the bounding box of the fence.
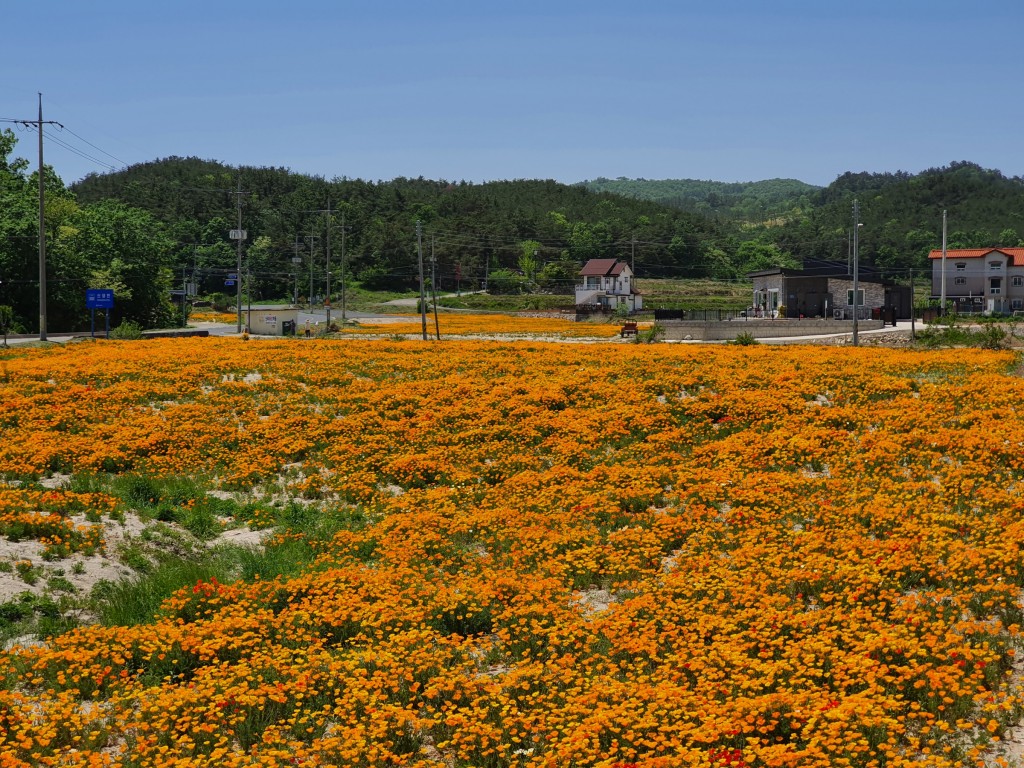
[653,308,759,322]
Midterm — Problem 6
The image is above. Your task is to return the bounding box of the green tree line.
[592,164,1024,280]
[0,130,176,334]
[72,156,760,304]
[6,127,1022,334]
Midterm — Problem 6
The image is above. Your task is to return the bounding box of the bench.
[620,321,638,338]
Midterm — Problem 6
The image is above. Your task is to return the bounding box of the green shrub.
[635,322,664,344]
[110,320,144,340]
[729,332,760,345]
[355,265,392,291]
[180,507,221,540]
[487,269,526,295]
[976,325,1008,350]
[207,292,234,312]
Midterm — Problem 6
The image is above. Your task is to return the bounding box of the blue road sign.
[86,289,115,309]
[225,280,236,287]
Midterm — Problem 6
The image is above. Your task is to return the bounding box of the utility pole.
[340,208,347,324]
[852,199,860,347]
[910,268,916,340]
[431,235,440,340]
[325,199,332,330]
[630,234,637,274]
[308,226,318,309]
[246,264,252,334]
[4,95,62,340]
[293,235,301,305]
[416,220,427,340]
[940,209,948,315]
[234,179,244,333]
[36,95,47,340]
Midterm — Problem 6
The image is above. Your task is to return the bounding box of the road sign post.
[86,289,114,339]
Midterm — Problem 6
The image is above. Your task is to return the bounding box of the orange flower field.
[341,314,629,338]
[1,337,1023,767]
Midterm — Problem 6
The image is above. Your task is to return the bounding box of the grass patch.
[435,293,570,311]
[916,324,1009,350]
[0,593,76,644]
[635,277,752,310]
[91,500,372,627]
[91,552,242,626]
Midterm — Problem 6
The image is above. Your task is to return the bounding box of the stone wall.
[828,278,885,317]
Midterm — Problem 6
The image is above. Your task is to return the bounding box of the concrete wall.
[661,319,885,341]
[249,309,299,336]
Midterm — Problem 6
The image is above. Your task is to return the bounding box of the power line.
[54,125,128,167]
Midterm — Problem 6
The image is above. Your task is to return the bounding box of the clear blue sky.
[3,0,1022,188]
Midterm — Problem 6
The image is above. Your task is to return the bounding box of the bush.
[535,262,576,295]
[207,292,234,312]
[0,305,13,346]
[635,322,664,344]
[355,265,392,291]
[110,320,144,340]
[728,332,760,345]
[976,325,1008,350]
[487,269,526,295]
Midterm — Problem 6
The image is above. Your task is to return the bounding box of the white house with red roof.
[575,259,643,312]
[929,247,1024,314]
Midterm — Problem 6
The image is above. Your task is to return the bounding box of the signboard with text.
[86,289,114,309]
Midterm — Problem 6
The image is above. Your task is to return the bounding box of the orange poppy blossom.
[0,338,1021,767]
[342,313,631,339]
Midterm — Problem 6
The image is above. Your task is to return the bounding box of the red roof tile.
[928,247,1024,266]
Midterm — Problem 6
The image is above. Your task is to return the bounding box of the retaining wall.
[661,319,885,341]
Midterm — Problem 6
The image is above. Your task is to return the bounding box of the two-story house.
[929,248,1024,314]
[575,259,643,312]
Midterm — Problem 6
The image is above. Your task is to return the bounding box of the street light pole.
[940,209,948,315]
[308,225,317,308]
[340,208,347,324]
[852,199,860,347]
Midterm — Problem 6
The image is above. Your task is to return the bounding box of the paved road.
[381,291,486,308]
[3,317,926,346]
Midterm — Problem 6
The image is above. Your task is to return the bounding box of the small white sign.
[264,315,278,324]
[229,229,247,240]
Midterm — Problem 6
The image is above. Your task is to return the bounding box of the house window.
[991,278,1002,295]
[990,261,1003,271]
[1014,276,1023,287]
[1014,299,1024,311]
[846,289,864,306]
[955,263,967,271]
[954,277,967,285]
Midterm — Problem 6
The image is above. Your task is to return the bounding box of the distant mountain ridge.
[581,177,820,221]
[67,155,1024,286]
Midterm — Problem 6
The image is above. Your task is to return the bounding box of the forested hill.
[71,157,744,294]
[69,156,1024,293]
[581,177,820,221]
[766,162,1024,275]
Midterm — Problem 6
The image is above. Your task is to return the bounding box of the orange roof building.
[929,247,1024,313]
